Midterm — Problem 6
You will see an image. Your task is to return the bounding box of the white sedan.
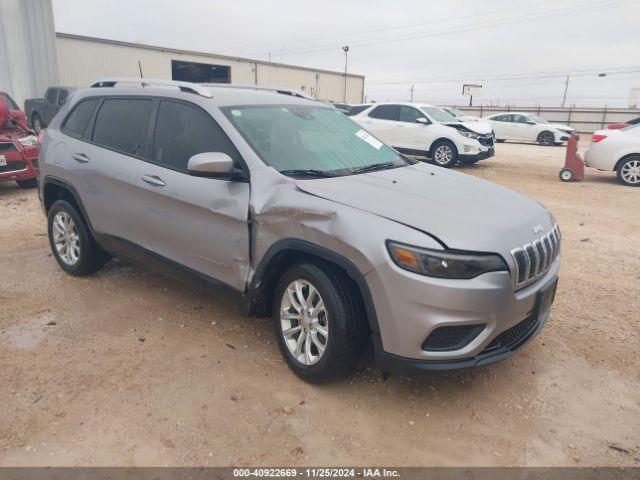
[483,112,574,146]
[584,125,640,186]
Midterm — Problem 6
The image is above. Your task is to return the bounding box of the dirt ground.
[0,139,639,467]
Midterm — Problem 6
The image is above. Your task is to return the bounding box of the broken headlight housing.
[456,129,480,139]
[387,241,507,279]
[18,135,38,147]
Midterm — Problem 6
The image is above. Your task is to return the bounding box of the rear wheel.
[616,156,640,187]
[16,178,37,188]
[273,262,366,383]
[537,131,554,146]
[430,140,458,168]
[47,200,110,276]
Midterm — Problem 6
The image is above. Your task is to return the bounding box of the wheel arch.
[42,176,95,233]
[614,152,640,172]
[242,239,380,335]
[429,136,458,155]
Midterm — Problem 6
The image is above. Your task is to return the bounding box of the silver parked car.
[38,79,560,383]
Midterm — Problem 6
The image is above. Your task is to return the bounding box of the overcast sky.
[51,0,640,107]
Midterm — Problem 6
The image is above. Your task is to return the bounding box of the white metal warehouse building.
[54,33,365,105]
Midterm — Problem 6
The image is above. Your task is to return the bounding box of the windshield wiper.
[279,169,337,178]
[350,162,398,174]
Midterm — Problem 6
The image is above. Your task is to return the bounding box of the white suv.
[350,103,494,168]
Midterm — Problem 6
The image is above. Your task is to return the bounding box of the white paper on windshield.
[355,129,383,150]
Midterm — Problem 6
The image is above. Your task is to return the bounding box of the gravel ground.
[0,139,638,467]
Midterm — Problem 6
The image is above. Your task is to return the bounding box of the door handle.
[141,174,166,187]
[72,152,89,163]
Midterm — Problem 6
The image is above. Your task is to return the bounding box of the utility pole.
[342,45,349,103]
[561,75,570,107]
[410,84,414,102]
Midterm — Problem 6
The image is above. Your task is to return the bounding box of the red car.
[607,116,640,130]
[0,91,39,188]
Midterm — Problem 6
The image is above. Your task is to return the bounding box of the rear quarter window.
[61,99,99,139]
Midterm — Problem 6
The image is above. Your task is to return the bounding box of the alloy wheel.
[621,160,640,185]
[434,145,453,165]
[280,279,329,366]
[52,211,80,266]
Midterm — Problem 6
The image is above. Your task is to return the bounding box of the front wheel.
[273,262,366,383]
[430,140,458,168]
[616,156,640,187]
[47,200,110,276]
[537,131,554,146]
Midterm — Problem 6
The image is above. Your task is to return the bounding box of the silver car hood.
[295,162,555,255]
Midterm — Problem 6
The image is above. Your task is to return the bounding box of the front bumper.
[459,147,495,163]
[554,131,572,143]
[0,149,38,183]
[366,254,560,371]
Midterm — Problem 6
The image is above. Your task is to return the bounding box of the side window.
[58,89,70,106]
[399,106,424,123]
[45,88,58,104]
[62,99,99,138]
[153,100,238,171]
[493,114,509,122]
[346,105,370,116]
[92,98,153,156]
[513,115,528,123]
[368,105,400,121]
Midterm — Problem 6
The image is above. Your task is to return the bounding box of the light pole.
[342,45,349,103]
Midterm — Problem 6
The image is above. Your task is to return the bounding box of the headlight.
[457,129,480,139]
[18,135,38,147]
[387,241,507,279]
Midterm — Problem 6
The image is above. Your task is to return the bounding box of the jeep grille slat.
[511,224,560,289]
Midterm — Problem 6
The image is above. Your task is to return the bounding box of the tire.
[537,131,554,146]
[616,156,640,187]
[16,178,37,188]
[272,262,367,383]
[559,168,575,182]
[430,140,458,168]
[47,200,110,276]
[31,114,43,133]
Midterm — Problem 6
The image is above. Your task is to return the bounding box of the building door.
[171,60,231,84]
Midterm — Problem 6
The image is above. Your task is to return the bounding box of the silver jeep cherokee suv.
[39,78,560,383]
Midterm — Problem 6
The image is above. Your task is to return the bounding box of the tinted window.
[93,98,153,156]
[1,94,19,110]
[58,89,71,105]
[492,114,511,122]
[153,100,238,171]
[62,99,99,138]
[346,105,371,116]
[513,114,528,123]
[368,105,400,121]
[45,88,58,104]
[398,106,423,123]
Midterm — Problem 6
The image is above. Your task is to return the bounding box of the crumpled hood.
[445,121,493,135]
[295,162,555,257]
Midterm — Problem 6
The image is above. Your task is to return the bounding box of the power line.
[259,0,633,58]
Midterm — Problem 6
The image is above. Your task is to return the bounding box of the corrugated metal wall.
[56,34,365,104]
[457,105,640,133]
[0,0,59,108]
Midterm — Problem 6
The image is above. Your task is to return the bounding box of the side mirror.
[416,117,430,125]
[187,152,245,180]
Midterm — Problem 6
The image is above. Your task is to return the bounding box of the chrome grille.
[511,224,561,289]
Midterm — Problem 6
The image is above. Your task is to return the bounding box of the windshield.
[223,105,411,176]
[447,107,465,117]
[530,115,549,124]
[421,106,458,123]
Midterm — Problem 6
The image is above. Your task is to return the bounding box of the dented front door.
[135,162,251,291]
